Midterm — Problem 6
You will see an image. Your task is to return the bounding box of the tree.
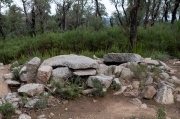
[0,0,12,40]
[171,0,180,24]
[129,0,140,47]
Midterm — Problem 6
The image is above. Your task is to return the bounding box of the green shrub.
[0,102,15,119]
[54,77,83,100]
[35,93,50,109]
[111,81,121,91]
[157,106,166,119]
[12,68,20,81]
[91,79,106,97]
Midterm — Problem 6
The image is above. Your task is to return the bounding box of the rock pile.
[0,53,180,118]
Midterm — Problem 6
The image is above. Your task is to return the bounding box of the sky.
[2,0,116,16]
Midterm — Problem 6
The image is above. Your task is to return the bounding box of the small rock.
[5,80,20,87]
[113,78,121,85]
[160,73,170,80]
[129,98,142,106]
[65,108,68,111]
[113,86,127,95]
[142,59,159,65]
[18,114,31,119]
[25,99,39,108]
[142,86,157,99]
[132,81,140,89]
[176,94,180,102]
[37,114,46,119]
[15,109,22,115]
[123,92,137,98]
[82,89,96,95]
[140,103,147,109]
[145,76,153,85]
[4,73,14,79]
[114,65,125,77]
[93,99,98,103]
[62,100,68,104]
[50,113,55,117]
[120,68,134,80]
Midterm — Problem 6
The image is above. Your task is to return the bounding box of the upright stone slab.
[73,69,96,76]
[26,57,41,83]
[103,53,142,63]
[36,66,53,85]
[154,85,174,104]
[41,55,99,69]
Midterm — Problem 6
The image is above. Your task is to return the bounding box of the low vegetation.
[0,102,15,119]
[0,22,180,65]
[157,106,166,119]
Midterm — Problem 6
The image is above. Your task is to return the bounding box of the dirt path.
[0,65,11,97]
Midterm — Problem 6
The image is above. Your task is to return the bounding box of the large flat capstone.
[41,55,99,69]
[103,53,142,63]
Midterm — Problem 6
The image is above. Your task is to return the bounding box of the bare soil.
[1,61,180,119]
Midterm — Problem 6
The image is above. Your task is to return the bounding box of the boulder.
[19,114,31,119]
[41,55,99,69]
[36,66,53,84]
[5,80,20,87]
[52,67,73,83]
[140,103,148,109]
[120,68,134,80]
[103,53,142,63]
[160,73,170,80]
[142,59,159,65]
[129,98,142,106]
[142,86,157,99]
[114,65,125,77]
[26,57,41,83]
[168,76,180,85]
[73,69,96,76]
[154,85,174,104]
[96,64,111,75]
[0,77,11,98]
[18,83,44,97]
[87,74,113,89]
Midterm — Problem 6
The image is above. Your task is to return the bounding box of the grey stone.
[120,68,134,80]
[19,114,31,119]
[142,86,157,99]
[82,89,96,95]
[73,69,96,76]
[25,99,39,108]
[36,66,53,85]
[26,57,41,83]
[52,67,73,83]
[103,53,142,63]
[3,73,14,79]
[113,86,127,95]
[123,92,137,97]
[140,103,148,109]
[87,74,113,89]
[132,81,140,89]
[160,73,170,80]
[114,65,125,77]
[145,76,154,85]
[18,83,44,97]
[5,80,20,87]
[142,59,159,65]
[96,64,112,75]
[41,55,99,69]
[169,76,180,85]
[154,85,174,104]
[129,98,142,106]
[113,78,121,85]
[176,94,180,102]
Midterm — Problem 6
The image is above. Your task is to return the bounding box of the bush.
[54,77,83,100]
[91,79,106,97]
[0,102,15,119]
[157,106,166,119]
[35,93,50,109]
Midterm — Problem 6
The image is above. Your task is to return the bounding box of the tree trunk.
[31,6,36,37]
[110,17,114,27]
[115,3,123,26]
[95,0,102,19]
[0,12,5,40]
[164,0,170,22]
[130,0,140,47]
[171,0,180,24]
[144,0,150,28]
